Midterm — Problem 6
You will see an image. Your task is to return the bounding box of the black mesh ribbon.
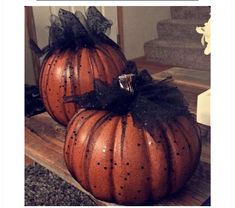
[64,61,191,135]
[30,7,119,57]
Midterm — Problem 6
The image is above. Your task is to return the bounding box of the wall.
[25,22,36,85]
[123,6,171,59]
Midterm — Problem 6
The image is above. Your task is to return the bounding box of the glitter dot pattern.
[64,111,201,205]
[39,45,126,126]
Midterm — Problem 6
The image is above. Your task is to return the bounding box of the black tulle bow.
[64,61,191,134]
[30,7,119,57]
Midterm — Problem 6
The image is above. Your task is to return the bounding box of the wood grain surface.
[152,67,210,114]
[133,56,172,74]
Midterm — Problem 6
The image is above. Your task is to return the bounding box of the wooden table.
[152,67,210,114]
[25,112,210,206]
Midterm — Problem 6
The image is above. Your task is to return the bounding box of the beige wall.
[123,6,171,59]
[25,23,36,85]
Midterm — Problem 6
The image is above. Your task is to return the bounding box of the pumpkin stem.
[118,74,135,93]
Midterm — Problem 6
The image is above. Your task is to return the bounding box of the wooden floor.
[132,56,172,74]
[25,155,34,167]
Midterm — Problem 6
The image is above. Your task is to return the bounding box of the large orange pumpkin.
[39,45,126,126]
[64,109,201,205]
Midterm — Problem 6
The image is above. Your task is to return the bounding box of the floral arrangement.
[196,18,211,55]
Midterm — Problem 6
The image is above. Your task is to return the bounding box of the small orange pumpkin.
[64,109,201,205]
[39,45,126,126]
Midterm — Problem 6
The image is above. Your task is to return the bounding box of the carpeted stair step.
[157,19,205,42]
[144,39,210,71]
[171,6,210,21]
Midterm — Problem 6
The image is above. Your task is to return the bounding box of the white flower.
[196,18,211,55]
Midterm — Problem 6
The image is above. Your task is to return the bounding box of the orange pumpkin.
[39,45,126,126]
[64,109,201,205]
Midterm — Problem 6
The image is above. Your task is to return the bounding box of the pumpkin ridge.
[151,126,169,199]
[89,49,101,89]
[96,45,121,76]
[188,117,202,161]
[91,50,103,81]
[106,46,124,74]
[81,111,112,192]
[109,115,122,202]
[70,109,97,166]
[91,48,107,82]
[159,124,174,194]
[103,45,126,73]
[68,52,78,114]
[143,129,169,200]
[61,51,72,123]
[193,120,202,169]
[64,109,87,174]
[167,122,192,192]
[50,50,70,125]
[95,46,119,84]
[106,46,124,75]
[66,109,87,176]
[176,117,201,172]
[75,49,82,96]
[79,48,95,94]
[142,130,152,203]
[111,116,123,202]
[74,50,82,111]
[89,113,120,201]
[94,48,108,83]
[178,117,201,157]
[87,49,96,90]
[42,53,59,121]
[173,119,194,176]
[69,110,98,178]
[120,115,127,161]
[165,124,180,193]
[63,51,76,122]
[40,54,53,115]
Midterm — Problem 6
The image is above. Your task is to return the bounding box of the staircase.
[144,6,210,71]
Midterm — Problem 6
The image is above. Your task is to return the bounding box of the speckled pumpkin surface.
[39,45,126,126]
[64,109,201,205]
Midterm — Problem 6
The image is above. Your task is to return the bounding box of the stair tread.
[144,6,210,71]
[170,6,210,20]
[145,39,204,49]
[159,18,206,26]
[152,67,210,88]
